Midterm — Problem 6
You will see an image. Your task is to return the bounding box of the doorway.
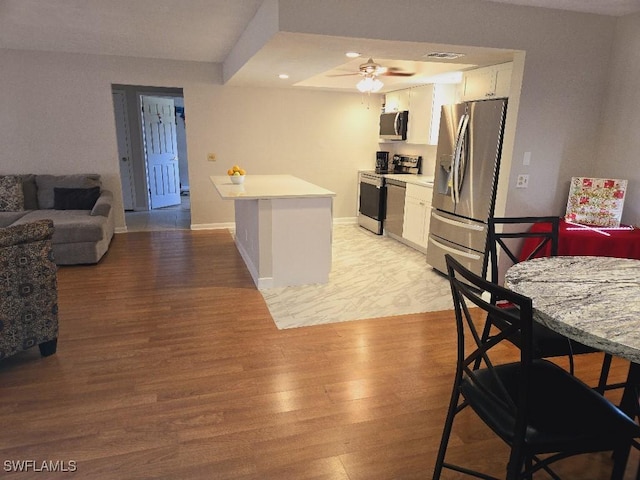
[111,85,191,232]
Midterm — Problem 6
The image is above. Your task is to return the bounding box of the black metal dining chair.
[433,254,640,479]
[485,216,619,393]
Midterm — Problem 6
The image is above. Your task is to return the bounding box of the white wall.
[0,0,629,232]
[274,0,617,218]
[183,86,380,227]
[0,49,380,230]
[596,12,640,226]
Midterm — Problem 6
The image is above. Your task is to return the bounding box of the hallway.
[124,193,191,232]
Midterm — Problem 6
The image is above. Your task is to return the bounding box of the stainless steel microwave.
[379,110,409,141]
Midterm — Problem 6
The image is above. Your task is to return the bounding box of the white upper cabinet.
[461,62,513,102]
[384,83,457,145]
[407,84,457,145]
[384,89,410,112]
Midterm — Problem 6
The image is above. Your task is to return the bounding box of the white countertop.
[384,174,434,187]
[359,170,434,187]
[211,175,336,200]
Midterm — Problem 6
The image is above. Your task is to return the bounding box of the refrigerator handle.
[452,113,469,205]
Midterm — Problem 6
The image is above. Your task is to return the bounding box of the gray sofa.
[0,174,115,265]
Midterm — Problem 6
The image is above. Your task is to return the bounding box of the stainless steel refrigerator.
[426,98,508,277]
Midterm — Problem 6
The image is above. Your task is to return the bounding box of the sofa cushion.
[36,174,101,209]
[19,175,38,210]
[0,211,29,228]
[13,210,107,244]
[0,176,24,212]
[90,190,113,217]
[54,186,101,210]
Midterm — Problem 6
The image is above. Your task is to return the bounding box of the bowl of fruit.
[227,165,246,184]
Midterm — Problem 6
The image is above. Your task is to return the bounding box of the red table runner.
[519,219,640,260]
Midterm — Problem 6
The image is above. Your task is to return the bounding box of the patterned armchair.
[0,220,58,360]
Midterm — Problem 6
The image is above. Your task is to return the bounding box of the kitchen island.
[210,175,336,289]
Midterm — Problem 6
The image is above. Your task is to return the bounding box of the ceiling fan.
[328,58,415,78]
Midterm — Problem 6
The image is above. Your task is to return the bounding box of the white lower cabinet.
[402,183,433,251]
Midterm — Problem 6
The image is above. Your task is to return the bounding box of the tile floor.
[124,194,191,232]
[261,224,453,329]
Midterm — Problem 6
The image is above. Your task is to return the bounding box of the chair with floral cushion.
[0,219,59,360]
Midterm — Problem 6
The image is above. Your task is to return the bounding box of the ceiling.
[1,0,638,93]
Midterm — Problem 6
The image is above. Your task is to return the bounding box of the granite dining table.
[505,255,640,476]
[504,255,640,364]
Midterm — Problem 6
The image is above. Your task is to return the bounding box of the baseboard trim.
[191,222,235,231]
[191,218,356,231]
[334,217,357,225]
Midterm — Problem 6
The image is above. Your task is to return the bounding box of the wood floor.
[0,229,636,479]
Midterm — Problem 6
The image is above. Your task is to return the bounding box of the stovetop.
[376,154,422,175]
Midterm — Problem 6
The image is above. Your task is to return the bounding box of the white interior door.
[142,96,180,209]
[112,91,135,210]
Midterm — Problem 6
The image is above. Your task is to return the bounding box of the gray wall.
[596,12,640,225]
[2,0,637,229]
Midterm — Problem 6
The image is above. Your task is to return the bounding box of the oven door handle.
[360,181,383,189]
[360,177,383,187]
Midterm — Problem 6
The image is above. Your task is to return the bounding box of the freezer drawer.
[428,209,488,253]
[426,233,485,277]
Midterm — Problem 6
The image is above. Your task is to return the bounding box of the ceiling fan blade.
[329,58,414,79]
[382,70,415,77]
[326,72,360,77]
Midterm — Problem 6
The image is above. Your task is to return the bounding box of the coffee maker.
[375,151,391,173]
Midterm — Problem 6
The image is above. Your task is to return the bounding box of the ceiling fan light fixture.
[345,51,361,58]
[356,76,383,93]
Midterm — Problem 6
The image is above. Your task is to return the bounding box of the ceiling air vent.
[424,52,465,60]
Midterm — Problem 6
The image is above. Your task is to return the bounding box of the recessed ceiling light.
[345,52,361,58]
[278,74,289,79]
[424,52,466,60]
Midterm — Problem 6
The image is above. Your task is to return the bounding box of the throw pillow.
[0,175,25,212]
[36,174,101,209]
[53,187,101,210]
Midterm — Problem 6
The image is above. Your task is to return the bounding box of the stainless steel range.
[358,171,386,234]
[357,154,422,235]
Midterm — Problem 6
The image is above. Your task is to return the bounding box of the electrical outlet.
[207,153,217,162]
[516,174,529,188]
